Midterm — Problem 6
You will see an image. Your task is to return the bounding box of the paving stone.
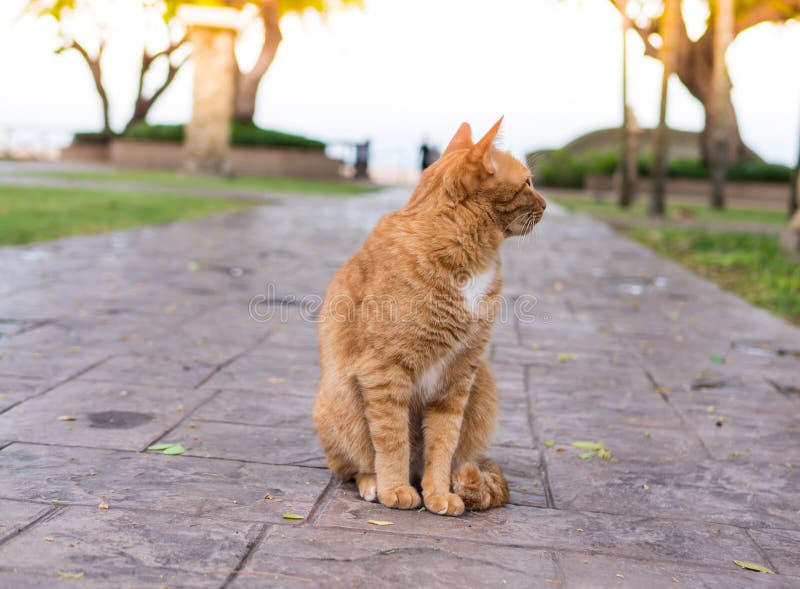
[559,552,800,589]
[0,499,53,543]
[544,453,800,529]
[231,526,560,589]
[0,349,107,382]
[191,387,314,430]
[316,488,765,566]
[167,419,326,467]
[0,380,212,450]
[79,354,219,388]
[0,443,331,523]
[200,350,320,392]
[0,506,253,587]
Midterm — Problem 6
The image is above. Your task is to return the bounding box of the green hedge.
[533,150,792,187]
[75,122,326,151]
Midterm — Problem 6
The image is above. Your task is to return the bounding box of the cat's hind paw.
[377,485,421,509]
[423,491,465,516]
[452,459,509,511]
[355,473,378,502]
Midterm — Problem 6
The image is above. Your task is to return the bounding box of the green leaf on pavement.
[578,451,596,460]
[572,441,603,450]
[282,513,304,520]
[543,440,555,448]
[710,354,726,364]
[147,444,173,451]
[162,444,185,455]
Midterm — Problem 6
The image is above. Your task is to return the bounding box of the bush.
[727,161,792,183]
[121,122,326,151]
[533,148,792,187]
[532,150,585,188]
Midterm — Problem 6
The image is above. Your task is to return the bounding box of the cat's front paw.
[377,485,421,509]
[423,492,465,516]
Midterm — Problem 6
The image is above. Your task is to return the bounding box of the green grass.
[552,194,788,225]
[0,185,258,246]
[24,169,378,196]
[626,227,800,325]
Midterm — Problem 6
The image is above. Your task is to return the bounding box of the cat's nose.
[533,190,546,210]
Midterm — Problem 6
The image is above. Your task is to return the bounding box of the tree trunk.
[790,111,800,217]
[64,41,112,135]
[618,3,635,208]
[650,0,680,217]
[710,0,735,209]
[233,0,283,125]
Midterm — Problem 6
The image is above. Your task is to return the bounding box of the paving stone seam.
[219,523,272,589]
[0,353,112,418]
[523,364,555,509]
[0,505,63,549]
[0,440,330,471]
[303,475,340,526]
[140,333,277,451]
[744,528,782,574]
[637,361,715,461]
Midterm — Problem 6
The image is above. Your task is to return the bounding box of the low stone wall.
[63,140,343,179]
[584,174,790,210]
[61,142,110,163]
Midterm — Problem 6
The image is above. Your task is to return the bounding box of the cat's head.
[432,118,546,238]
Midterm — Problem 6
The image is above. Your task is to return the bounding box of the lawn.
[0,185,258,246]
[551,193,788,225]
[21,169,378,196]
[626,227,800,325]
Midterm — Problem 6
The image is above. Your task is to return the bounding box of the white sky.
[1,0,799,179]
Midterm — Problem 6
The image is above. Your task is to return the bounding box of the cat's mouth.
[504,210,542,237]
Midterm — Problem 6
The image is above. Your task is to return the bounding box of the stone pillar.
[179,6,245,175]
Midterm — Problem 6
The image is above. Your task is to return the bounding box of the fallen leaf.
[543,440,555,448]
[368,520,394,526]
[644,431,651,439]
[98,501,109,510]
[710,354,726,364]
[598,448,612,460]
[417,506,426,512]
[571,441,603,450]
[642,484,651,491]
[44,536,54,542]
[733,560,775,574]
[162,444,185,455]
[282,513,303,520]
[58,416,76,422]
[57,572,84,579]
[51,499,70,505]
[147,444,174,451]
[557,353,576,364]
[187,261,200,272]
[578,451,596,460]
[381,549,397,555]
[266,377,286,384]
[264,493,275,500]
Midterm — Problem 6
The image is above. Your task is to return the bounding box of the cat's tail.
[451,458,509,511]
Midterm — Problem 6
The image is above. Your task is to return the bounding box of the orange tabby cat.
[313,118,546,516]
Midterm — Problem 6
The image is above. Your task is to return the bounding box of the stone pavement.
[0,188,798,588]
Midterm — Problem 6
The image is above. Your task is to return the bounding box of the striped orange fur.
[313,119,546,515]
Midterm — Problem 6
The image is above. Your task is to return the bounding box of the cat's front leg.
[362,372,421,510]
[420,379,471,516]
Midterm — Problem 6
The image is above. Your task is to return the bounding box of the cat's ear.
[442,122,473,156]
[472,116,503,175]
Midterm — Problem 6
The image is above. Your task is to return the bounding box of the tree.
[791,110,800,217]
[231,0,363,125]
[26,0,189,136]
[26,0,362,134]
[610,0,800,165]
[650,0,681,216]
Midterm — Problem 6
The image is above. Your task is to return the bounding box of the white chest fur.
[460,264,497,316]
[415,344,464,403]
